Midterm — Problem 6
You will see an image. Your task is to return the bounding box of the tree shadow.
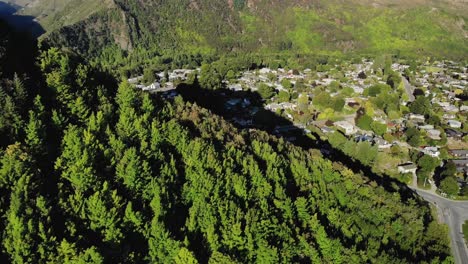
[0,2,45,37]
[176,83,421,204]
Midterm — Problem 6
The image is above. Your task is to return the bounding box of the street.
[412,188,468,264]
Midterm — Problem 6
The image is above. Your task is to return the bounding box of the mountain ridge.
[7,0,468,67]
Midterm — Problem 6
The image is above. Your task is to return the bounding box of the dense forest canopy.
[0,18,456,263]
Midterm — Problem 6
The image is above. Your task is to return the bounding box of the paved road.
[402,77,416,102]
[411,188,468,264]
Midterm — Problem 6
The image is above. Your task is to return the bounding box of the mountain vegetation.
[0,19,455,263]
[9,0,466,72]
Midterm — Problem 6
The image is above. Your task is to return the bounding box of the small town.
[131,58,468,198]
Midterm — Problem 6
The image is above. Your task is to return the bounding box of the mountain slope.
[9,0,114,33]
[29,0,467,62]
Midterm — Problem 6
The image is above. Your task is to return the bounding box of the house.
[228,84,243,92]
[259,68,272,74]
[265,103,282,111]
[449,150,468,158]
[422,146,440,158]
[443,114,456,119]
[350,85,364,94]
[419,124,434,130]
[280,102,297,111]
[426,129,442,140]
[461,105,468,112]
[355,134,372,142]
[321,127,335,134]
[142,82,161,91]
[374,138,392,149]
[165,82,175,90]
[442,104,459,113]
[225,98,242,109]
[445,129,463,140]
[452,159,468,174]
[447,120,462,129]
[334,121,356,136]
[408,114,425,123]
[128,75,143,84]
[398,163,417,174]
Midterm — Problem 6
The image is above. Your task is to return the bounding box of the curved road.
[411,187,468,264]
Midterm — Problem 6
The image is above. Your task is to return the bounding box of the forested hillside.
[36,0,468,70]
[0,19,454,263]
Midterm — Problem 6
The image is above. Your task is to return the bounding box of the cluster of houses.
[224,59,467,184]
[128,69,197,94]
[130,58,467,188]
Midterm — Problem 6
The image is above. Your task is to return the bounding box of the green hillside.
[34,0,467,66]
[12,0,113,33]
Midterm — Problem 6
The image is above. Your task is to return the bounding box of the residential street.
[411,188,468,264]
[402,77,416,102]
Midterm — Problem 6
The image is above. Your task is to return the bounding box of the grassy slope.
[16,0,112,34]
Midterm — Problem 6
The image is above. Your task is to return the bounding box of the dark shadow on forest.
[0,2,45,37]
[174,82,444,263]
[176,82,422,204]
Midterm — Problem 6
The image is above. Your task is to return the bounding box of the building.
[225,98,242,110]
[449,150,468,158]
[443,114,456,119]
[228,84,243,92]
[426,129,442,140]
[321,127,335,134]
[374,138,392,149]
[142,82,161,91]
[419,124,434,130]
[452,159,468,175]
[408,114,425,123]
[259,68,272,74]
[128,76,143,84]
[445,129,463,140]
[422,147,440,158]
[398,163,417,174]
[447,120,462,129]
[334,121,356,136]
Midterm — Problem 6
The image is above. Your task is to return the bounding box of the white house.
[398,163,417,174]
[443,114,456,120]
[408,114,425,123]
[334,121,356,136]
[259,68,272,74]
[142,82,161,91]
[426,129,441,140]
[448,120,462,129]
[419,124,434,131]
[228,84,243,92]
[422,147,440,158]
